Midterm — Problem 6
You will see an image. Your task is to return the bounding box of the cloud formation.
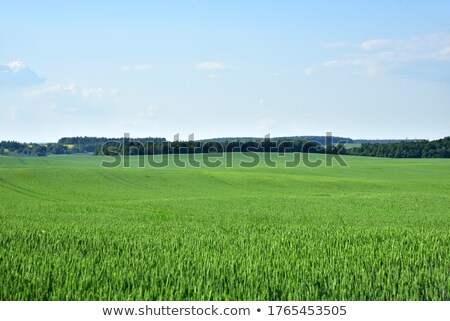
[256,116,275,131]
[361,39,395,51]
[0,61,45,87]
[195,61,226,71]
[9,106,17,121]
[24,83,118,115]
[26,84,118,101]
[303,66,315,76]
[437,46,450,60]
[318,33,450,77]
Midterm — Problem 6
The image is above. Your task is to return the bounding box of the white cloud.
[256,116,275,131]
[303,66,315,75]
[23,83,119,115]
[321,60,340,67]
[9,106,17,120]
[321,54,394,76]
[81,88,118,100]
[134,105,159,125]
[207,73,222,79]
[27,84,117,101]
[0,60,45,87]
[318,33,450,77]
[121,64,154,72]
[361,39,395,50]
[143,105,158,118]
[195,61,226,71]
[437,46,450,60]
[26,84,77,96]
[6,61,26,72]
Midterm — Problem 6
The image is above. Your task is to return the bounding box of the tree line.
[94,139,346,156]
[0,136,165,156]
[347,137,450,158]
[1,136,449,158]
[0,141,47,156]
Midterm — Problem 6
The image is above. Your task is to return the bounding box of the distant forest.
[95,139,343,156]
[0,136,449,158]
[0,136,165,156]
[200,136,419,146]
[347,137,450,158]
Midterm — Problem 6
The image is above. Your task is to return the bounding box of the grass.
[0,153,449,300]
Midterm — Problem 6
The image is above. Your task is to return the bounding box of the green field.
[0,154,449,300]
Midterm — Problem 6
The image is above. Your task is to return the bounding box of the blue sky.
[1,0,450,142]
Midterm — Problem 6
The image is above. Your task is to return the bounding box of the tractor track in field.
[201,172,235,187]
[0,177,56,202]
[97,171,151,191]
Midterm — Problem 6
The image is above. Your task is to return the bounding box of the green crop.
[0,154,449,300]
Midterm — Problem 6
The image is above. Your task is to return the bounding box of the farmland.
[0,154,449,300]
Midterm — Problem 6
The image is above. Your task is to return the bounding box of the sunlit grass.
[0,154,449,300]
